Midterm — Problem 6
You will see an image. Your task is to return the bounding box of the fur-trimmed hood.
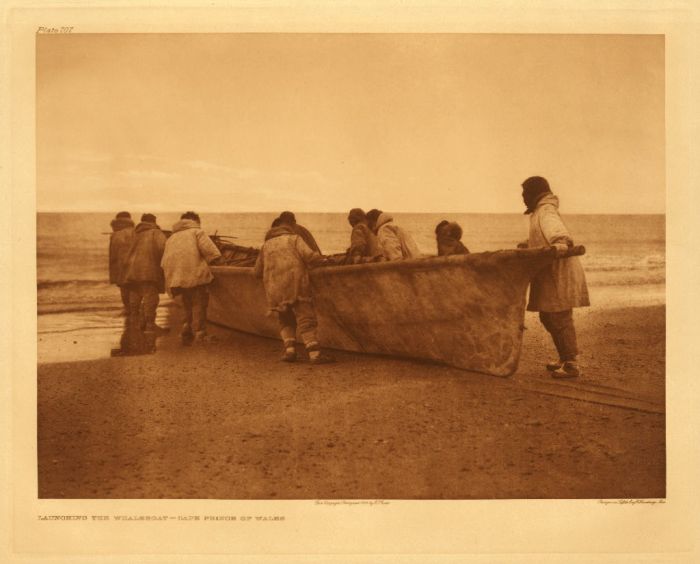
[534,193,560,211]
[172,219,201,233]
[135,221,161,233]
[375,212,394,230]
[264,225,296,241]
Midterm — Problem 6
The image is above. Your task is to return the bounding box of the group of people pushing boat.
[253,208,473,365]
[109,176,589,377]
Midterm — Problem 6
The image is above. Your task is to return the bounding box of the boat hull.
[208,248,559,376]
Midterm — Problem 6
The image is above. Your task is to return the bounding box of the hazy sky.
[37,33,664,213]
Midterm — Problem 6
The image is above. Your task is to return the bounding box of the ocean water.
[37,212,665,363]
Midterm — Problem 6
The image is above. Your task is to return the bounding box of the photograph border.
[3,1,699,561]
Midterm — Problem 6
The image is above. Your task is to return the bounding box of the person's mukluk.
[174,284,213,345]
[276,300,334,364]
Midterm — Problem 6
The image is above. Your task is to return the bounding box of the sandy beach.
[37,297,665,500]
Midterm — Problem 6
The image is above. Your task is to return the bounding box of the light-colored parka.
[254,226,323,312]
[527,193,590,312]
[161,219,221,294]
[375,213,421,261]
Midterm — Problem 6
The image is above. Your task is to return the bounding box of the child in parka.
[254,217,335,364]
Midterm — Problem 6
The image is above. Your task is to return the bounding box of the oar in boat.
[517,244,586,257]
[101,231,238,239]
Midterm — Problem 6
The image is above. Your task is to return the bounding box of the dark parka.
[436,222,470,256]
[124,222,167,293]
[348,222,381,261]
[109,217,135,285]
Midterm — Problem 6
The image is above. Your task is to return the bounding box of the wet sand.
[37,302,665,499]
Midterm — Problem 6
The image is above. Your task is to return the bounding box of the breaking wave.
[37,279,110,290]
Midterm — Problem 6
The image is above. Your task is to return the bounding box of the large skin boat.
[207,246,583,377]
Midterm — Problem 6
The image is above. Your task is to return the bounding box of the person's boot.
[193,330,217,344]
[111,330,131,356]
[143,330,157,354]
[551,361,580,378]
[125,323,147,355]
[546,360,564,371]
[308,349,336,365]
[280,344,297,362]
[181,323,194,346]
[279,336,297,362]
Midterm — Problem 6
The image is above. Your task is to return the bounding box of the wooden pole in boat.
[565,245,586,257]
[101,231,238,239]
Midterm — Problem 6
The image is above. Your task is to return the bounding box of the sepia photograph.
[5,0,700,558]
[34,31,667,502]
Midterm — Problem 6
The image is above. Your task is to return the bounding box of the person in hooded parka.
[109,211,135,311]
[161,211,222,345]
[278,211,322,255]
[123,213,167,353]
[520,176,590,378]
[345,208,381,264]
[254,215,335,365]
[435,220,470,256]
[374,212,421,261]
